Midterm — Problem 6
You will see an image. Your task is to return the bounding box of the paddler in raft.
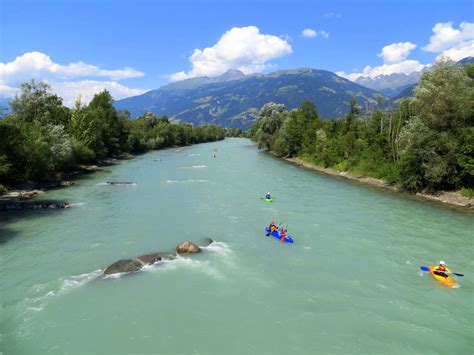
[265,192,272,200]
[279,227,287,243]
[266,220,278,235]
[433,261,450,277]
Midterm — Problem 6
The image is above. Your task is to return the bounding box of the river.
[1,138,472,354]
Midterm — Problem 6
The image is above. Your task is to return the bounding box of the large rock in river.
[104,259,143,275]
[176,241,201,254]
[136,252,162,265]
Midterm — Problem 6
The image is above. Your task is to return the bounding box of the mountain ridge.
[115,67,386,128]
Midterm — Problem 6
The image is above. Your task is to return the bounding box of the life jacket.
[270,225,276,232]
[437,265,446,272]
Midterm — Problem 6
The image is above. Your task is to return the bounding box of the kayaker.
[433,261,450,277]
[265,192,272,199]
[279,227,286,243]
[268,220,277,232]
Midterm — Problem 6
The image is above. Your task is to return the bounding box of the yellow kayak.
[429,266,456,287]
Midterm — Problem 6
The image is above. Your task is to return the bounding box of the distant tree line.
[0,81,226,190]
[251,60,474,194]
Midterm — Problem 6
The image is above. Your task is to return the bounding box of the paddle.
[420,266,464,277]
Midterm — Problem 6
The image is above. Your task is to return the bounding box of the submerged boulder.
[106,181,135,185]
[104,259,143,275]
[203,238,214,246]
[176,241,201,254]
[137,252,162,265]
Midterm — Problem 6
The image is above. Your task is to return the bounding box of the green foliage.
[460,188,474,198]
[251,60,474,193]
[0,81,225,188]
[11,80,69,125]
[255,103,287,150]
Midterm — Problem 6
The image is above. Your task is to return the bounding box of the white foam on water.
[187,153,200,156]
[56,269,103,296]
[303,246,312,250]
[26,306,44,312]
[16,268,103,333]
[102,271,129,279]
[179,165,207,169]
[203,241,233,257]
[70,202,86,206]
[203,241,238,271]
[147,255,225,280]
[29,269,102,303]
[142,242,235,280]
[165,179,209,184]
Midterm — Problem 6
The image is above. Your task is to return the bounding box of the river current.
[1,138,472,354]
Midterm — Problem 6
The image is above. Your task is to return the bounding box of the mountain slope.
[458,56,474,65]
[115,68,385,128]
[0,97,12,116]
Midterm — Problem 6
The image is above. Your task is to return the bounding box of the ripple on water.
[164,179,209,184]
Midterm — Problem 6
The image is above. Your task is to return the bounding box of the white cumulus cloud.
[337,21,474,82]
[0,52,144,85]
[379,42,417,64]
[423,21,474,52]
[437,40,474,61]
[301,28,329,38]
[170,26,292,81]
[302,28,317,38]
[51,80,148,107]
[0,52,147,105]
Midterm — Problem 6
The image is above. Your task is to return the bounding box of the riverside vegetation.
[251,60,474,197]
[0,81,226,192]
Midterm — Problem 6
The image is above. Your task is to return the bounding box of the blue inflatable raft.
[265,227,294,244]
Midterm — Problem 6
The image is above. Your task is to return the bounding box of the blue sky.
[1,0,473,104]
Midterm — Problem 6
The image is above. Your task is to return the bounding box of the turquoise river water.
[1,138,473,354]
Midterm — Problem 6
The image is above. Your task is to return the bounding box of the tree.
[279,111,303,157]
[253,102,287,150]
[10,80,70,125]
[398,59,474,191]
[414,59,472,131]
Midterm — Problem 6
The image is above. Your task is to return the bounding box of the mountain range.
[355,57,474,98]
[115,68,386,128]
[354,71,422,98]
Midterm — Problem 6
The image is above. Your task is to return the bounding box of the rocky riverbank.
[281,155,473,210]
[0,156,131,211]
[0,186,72,211]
